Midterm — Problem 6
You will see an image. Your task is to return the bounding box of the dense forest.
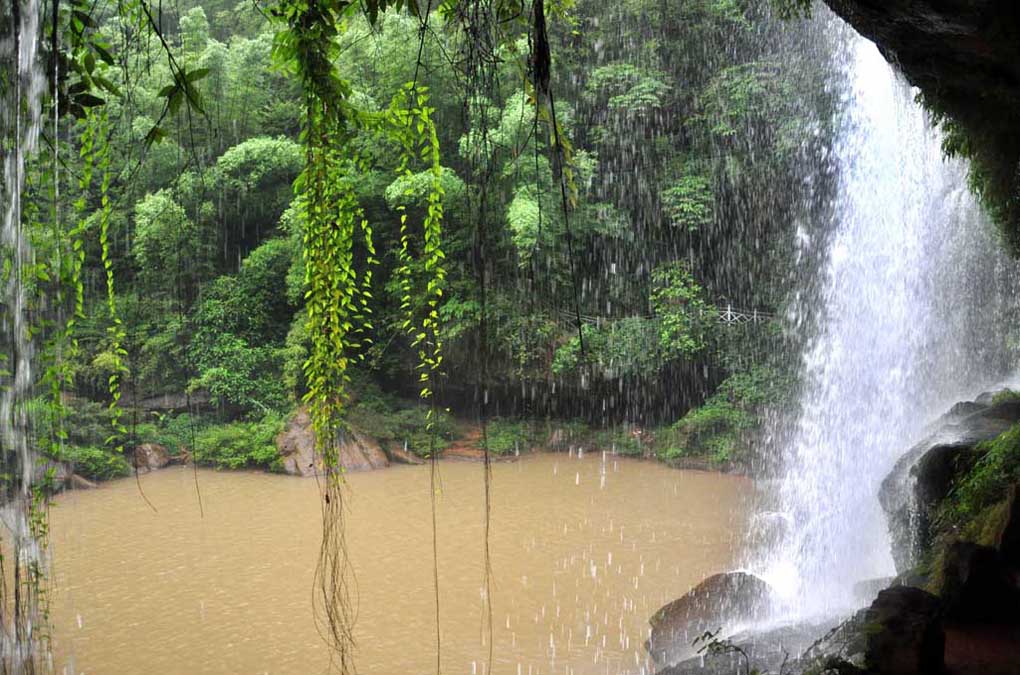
[6,0,1020,673]
[2,0,843,483]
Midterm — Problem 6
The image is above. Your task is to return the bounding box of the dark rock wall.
[823,0,1020,249]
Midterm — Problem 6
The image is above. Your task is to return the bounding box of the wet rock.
[862,586,944,675]
[133,443,170,472]
[995,484,1020,567]
[657,617,840,675]
[70,474,97,490]
[976,390,1011,407]
[168,447,191,465]
[939,541,1020,623]
[647,571,773,666]
[32,459,72,487]
[944,400,988,420]
[384,441,425,465]
[338,429,389,472]
[797,610,870,670]
[880,396,1020,572]
[852,576,895,605]
[276,409,319,476]
[276,408,389,476]
[910,443,985,557]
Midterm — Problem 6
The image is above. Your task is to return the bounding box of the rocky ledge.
[651,388,1020,675]
[275,407,391,476]
[880,391,1020,572]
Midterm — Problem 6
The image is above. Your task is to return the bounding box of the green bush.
[991,388,1020,405]
[192,414,285,470]
[658,366,786,464]
[947,422,1020,520]
[656,443,687,462]
[406,409,456,457]
[485,419,536,456]
[593,428,645,457]
[59,446,131,481]
[129,412,214,457]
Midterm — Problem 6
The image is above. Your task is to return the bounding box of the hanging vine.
[272,1,376,670]
[388,80,448,672]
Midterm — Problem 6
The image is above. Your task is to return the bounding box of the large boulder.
[132,443,170,473]
[996,483,1020,567]
[647,571,773,666]
[338,429,390,472]
[938,541,1020,623]
[70,474,97,490]
[32,459,72,487]
[862,586,944,675]
[658,618,842,675]
[935,488,1020,625]
[384,441,425,465]
[880,396,1020,572]
[276,408,389,476]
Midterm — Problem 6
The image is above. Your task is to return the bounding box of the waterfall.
[1,0,48,667]
[756,28,1020,620]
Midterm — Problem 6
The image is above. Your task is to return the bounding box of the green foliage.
[661,167,714,232]
[387,83,448,451]
[57,446,131,481]
[596,427,645,457]
[990,389,1020,405]
[192,414,285,470]
[132,190,201,281]
[485,419,538,456]
[133,413,207,455]
[945,423,1020,521]
[344,388,455,457]
[650,262,716,359]
[586,63,671,113]
[282,315,311,399]
[210,136,304,236]
[659,367,787,463]
[190,334,290,414]
[385,167,465,217]
[770,0,812,19]
[694,60,790,140]
[186,236,300,414]
[552,317,665,378]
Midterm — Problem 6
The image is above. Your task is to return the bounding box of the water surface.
[48,453,751,674]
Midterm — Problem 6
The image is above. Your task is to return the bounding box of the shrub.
[131,413,210,456]
[59,446,131,481]
[192,414,285,470]
[991,388,1020,405]
[947,422,1020,520]
[485,419,537,456]
[593,428,645,457]
[660,366,786,464]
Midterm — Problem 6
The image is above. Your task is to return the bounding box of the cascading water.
[1,0,47,668]
[757,26,1020,619]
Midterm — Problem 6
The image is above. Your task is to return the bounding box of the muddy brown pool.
[46,453,752,674]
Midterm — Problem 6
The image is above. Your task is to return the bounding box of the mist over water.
[756,30,1020,619]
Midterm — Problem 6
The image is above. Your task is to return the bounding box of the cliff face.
[824,0,1020,249]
